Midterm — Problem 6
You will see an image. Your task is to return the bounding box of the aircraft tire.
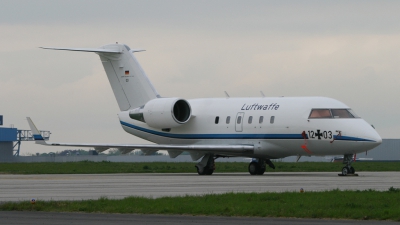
[196,166,213,175]
[256,167,266,175]
[196,166,206,175]
[341,167,349,176]
[349,167,355,174]
[248,162,258,175]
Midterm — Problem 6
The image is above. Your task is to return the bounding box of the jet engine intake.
[129,98,191,129]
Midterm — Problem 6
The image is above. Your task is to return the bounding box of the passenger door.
[235,112,244,132]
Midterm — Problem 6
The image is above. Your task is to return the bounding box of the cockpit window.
[331,109,354,118]
[309,109,332,118]
[348,109,359,118]
[309,108,360,119]
[124,45,131,51]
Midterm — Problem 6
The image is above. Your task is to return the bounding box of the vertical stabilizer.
[98,44,160,110]
[41,44,160,111]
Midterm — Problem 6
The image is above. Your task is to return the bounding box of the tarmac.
[0,211,398,225]
[1,172,399,224]
[1,172,399,201]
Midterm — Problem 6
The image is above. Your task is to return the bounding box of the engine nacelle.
[129,98,192,129]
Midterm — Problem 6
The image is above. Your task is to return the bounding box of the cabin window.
[226,116,231,124]
[248,116,253,124]
[270,116,275,124]
[237,116,242,124]
[331,109,355,118]
[259,116,264,124]
[309,109,332,118]
[215,116,219,124]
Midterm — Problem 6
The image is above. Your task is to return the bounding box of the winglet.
[27,117,48,145]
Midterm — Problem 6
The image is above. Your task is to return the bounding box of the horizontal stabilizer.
[40,47,121,54]
[41,43,157,111]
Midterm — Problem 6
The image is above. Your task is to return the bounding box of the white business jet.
[28,43,382,176]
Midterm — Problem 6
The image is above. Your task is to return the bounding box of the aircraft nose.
[374,133,382,144]
[365,126,382,149]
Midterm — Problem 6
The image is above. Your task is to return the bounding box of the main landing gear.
[340,154,357,176]
[248,158,275,175]
[195,155,275,176]
[195,154,215,175]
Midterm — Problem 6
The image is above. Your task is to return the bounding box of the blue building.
[0,127,17,160]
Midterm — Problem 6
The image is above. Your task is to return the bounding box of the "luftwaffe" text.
[241,103,280,110]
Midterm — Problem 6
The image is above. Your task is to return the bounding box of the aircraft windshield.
[309,109,332,118]
[331,109,354,118]
[348,109,359,118]
[124,45,131,51]
[309,109,359,119]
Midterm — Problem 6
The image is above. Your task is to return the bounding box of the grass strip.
[0,161,400,174]
[1,188,400,221]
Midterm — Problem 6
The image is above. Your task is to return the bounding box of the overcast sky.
[1,0,399,154]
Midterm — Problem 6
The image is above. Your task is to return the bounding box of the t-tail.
[41,43,160,111]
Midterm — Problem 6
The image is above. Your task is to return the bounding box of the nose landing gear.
[339,154,358,176]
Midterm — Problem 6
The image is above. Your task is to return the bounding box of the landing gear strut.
[341,154,356,176]
[248,158,275,175]
[195,154,215,175]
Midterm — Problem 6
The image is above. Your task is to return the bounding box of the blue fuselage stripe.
[120,121,375,142]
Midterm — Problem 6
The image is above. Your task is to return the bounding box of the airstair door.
[235,112,244,132]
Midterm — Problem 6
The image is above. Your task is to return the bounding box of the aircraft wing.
[27,117,254,154]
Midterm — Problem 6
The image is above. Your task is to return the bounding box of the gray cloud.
[2,1,400,34]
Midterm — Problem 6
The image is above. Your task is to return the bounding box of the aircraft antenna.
[224,91,230,98]
[260,91,265,98]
